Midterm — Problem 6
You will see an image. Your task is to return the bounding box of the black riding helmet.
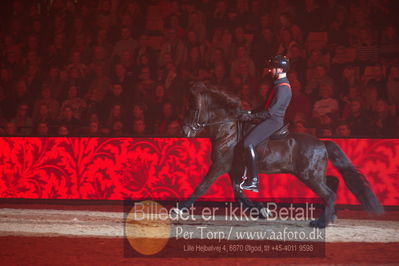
[268,55,290,72]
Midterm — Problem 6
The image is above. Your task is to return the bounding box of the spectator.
[276,28,297,56]
[159,28,188,67]
[291,120,309,134]
[362,85,379,112]
[57,124,70,136]
[230,46,256,79]
[287,45,307,85]
[335,121,352,137]
[24,64,43,99]
[340,86,363,117]
[286,78,312,122]
[85,64,111,106]
[239,83,254,108]
[306,65,334,102]
[312,84,339,118]
[4,79,33,118]
[328,6,349,46]
[61,85,87,120]
[33,86,60,121]
[111,120,125,136]
[210,64,230,89]
[33,103,55,125]
[355,28,379,63]
[35,122,49,136]
[362,65,387,100]
[67,67,87,95]
[11,103,34,135]
[66,51,87,77]
[306,49,330,81]
[166,119,182,136]
[314,113,336,135]
[187,11,207,43]
[131,118,148,136]
[368,99,395,137]
[251,28,277,73]
[130,102,149,131]
[209,0,229,30]
[231,26,251,57]
[2,121,19,136]
[155,101,178,135]
[135,54,156,79]
[43,66,65,100]
[380,24,399,58]
[112,27,138,62]
[0,0,397,138]
[318,127,334,137]
[336,65,360,101]
[117,50,135,77]
[88,46,110,76]
[301,0,327,32]
[165,15,185,40]
[111,64,135,95]
[103,83,129,114]
[132,33,157,70]
[279,13,303,44]
[251,81,272,110]
[159,62,186,105]
[345,98,368,136]
[386,65,399,111]
[57,105,80,135]
[182,45,205,81]
[86,121,100,136]
[135,66,157,104]
[235,62,258,92]
[105,104,124,129]
[207,47,228,72]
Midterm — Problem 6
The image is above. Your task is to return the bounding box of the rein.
[184,108,237,132]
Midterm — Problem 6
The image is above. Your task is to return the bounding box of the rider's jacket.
[252,77,292,121]
[267,77,292,119]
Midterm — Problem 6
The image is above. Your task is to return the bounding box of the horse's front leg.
[178,160,232,210]
[229,166,271,218]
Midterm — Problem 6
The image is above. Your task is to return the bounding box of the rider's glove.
[238,110,271,122]
[238,111,254,122]
[253,110,271,120]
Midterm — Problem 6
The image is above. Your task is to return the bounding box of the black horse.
[180,83,384,228]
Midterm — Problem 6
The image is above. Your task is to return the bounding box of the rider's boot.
[240,144,259,192]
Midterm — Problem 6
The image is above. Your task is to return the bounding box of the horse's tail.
[323,140,384,215]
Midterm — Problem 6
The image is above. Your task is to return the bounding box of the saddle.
[270,124,290,140]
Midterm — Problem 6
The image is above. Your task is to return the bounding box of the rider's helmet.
[268,55,290,73]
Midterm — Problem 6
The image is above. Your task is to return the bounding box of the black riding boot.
[240,144,259,192]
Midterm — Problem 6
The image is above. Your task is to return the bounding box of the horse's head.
[182,82,209,137]
[182,82,241,137]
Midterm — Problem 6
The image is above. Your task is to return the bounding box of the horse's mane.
[202,85,241,114]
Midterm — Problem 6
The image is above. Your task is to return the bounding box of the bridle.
[184,91,243,137]
[184,108,237,133]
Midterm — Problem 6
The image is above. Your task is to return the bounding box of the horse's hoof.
[170,208,183,217]
[331,214,338,224]
[309,219,326,228]
[260,207,272,219]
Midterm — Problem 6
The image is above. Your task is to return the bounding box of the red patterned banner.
[0,137,398,206]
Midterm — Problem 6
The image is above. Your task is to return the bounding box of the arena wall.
[0,137,398,206]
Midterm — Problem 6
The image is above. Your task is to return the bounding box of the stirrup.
[240,177,259,192]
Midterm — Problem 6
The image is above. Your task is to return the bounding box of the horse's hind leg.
[302,175,337,228]
[326,175,339,223]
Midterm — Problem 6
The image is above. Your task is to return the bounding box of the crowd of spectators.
[0,0,398,138]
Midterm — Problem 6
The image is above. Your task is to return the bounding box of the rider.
[238,55,292,192]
